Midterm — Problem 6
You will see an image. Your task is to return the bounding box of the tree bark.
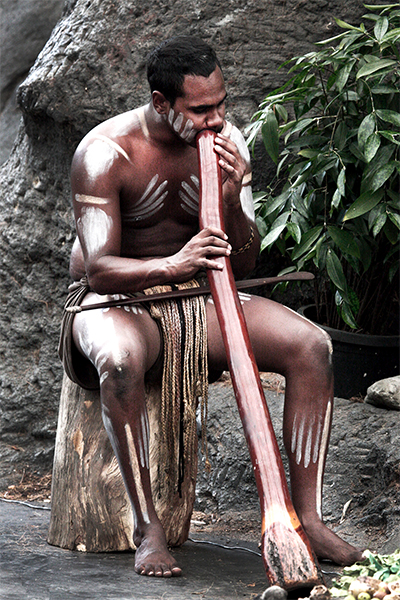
[48,373,196,551]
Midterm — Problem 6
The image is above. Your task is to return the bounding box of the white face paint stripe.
[168,108,196,142]
[173,112,184,132]
[316,400,332,519]
[181,118,195,141]
[94,134,132,164]
[125,424,150,524]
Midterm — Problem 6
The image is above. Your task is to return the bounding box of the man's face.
[167,67,227,143]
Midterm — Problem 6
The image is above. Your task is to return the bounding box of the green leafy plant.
[247,3,400,334]
[330,549,400,596]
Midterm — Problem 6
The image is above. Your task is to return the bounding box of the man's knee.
[97,346,145,394]
[292,323,333,372]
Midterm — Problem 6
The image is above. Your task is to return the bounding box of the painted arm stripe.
[94,134,132,164]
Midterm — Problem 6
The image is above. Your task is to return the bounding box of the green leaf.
[369,162,396,191]
[371,84,398,94]
[370,206,388,237]
[262,110,280,164]
[376,109,400,128]
[297,149,320,158]
[275,103,288,122]
[332,188,342,210]
[287,221,302,244]
[334,18,361,31]
[388,211,400,230]
[260,211,291,249]
[334,121,349,151]
[358,113,375,153]
[336,60,356,92]
[337,168,346,196]
[343,189,384,221]
[356,59,397,79]
[326,248,347,292]
[261,225,286,251]
[384,217,399,244]
[265,190,290,216]
[374,16,389,41]
[288,118,317,140]
[291,226,323,261]
[339,301,359,329]
[364,132,381,162]
[327,225,361,258]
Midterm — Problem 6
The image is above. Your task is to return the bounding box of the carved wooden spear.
[197,129,323,590]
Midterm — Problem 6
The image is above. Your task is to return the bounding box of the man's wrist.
[231,225,255,255]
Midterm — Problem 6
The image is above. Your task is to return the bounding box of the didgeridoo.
[197,129,323,590]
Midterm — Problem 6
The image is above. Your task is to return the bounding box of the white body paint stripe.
[94,134,132,164]
[77,206,113,257]
[125,423,150,524]
[137,106,149,138]
[316,400,332,519]
[75,194,110,205]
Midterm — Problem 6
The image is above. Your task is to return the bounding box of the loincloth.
[59,276,210,486]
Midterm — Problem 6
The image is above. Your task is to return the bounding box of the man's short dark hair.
[147,36,221,105]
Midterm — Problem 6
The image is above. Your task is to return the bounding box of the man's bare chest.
[120,150,200,227]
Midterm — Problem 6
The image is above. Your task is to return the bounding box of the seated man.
[61,35,363,577]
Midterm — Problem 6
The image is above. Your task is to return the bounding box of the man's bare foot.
[301,517,364,566]
[134,524,182,577]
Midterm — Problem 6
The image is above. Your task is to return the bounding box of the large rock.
[365,376,400,411]
[0,0,64,164]
[0,0,382,500]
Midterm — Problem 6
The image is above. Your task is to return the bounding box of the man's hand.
[166,226,231,282]
[214,134,246,207]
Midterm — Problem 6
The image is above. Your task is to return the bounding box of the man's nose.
[206,108,224,130]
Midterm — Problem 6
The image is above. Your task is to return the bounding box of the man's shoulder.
[81,107,145,145]
[72,106,148,171]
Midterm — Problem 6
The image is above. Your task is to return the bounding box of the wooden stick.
[197,129,323,590]
[65,272,314,313]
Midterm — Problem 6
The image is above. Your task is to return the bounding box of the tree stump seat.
[47,373,197,552]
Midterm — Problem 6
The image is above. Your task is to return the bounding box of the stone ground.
[1,374,399,599]
[1,498,344,600]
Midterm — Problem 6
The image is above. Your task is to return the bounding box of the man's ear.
[152,91,170,115]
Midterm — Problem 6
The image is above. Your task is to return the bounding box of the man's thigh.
[72,292,162,374]
[206,293,323,376]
